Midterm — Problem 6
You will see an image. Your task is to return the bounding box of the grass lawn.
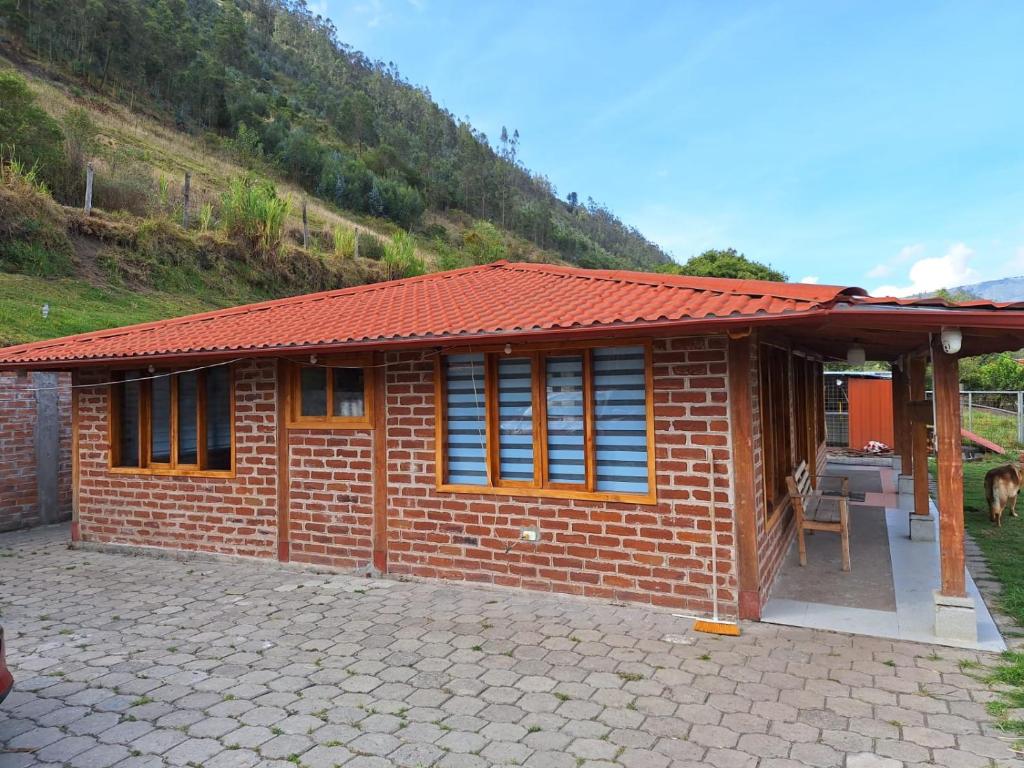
[945,453,1024,736]
[0,273,224,346]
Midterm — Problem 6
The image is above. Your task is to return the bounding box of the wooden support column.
[276,360,291,562]
[931,336,965,597]
[70,369,81,543]
[891,358,911,467]
[909,355,930,517]
[371,351,389,573]
[728,334,761,620]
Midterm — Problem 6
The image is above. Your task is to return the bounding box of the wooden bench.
[786,460,851,572]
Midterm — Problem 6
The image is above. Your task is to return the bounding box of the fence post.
[182,171,191,229]
[354,231,360,259]
[967,391,973,432]
[302,199,309,249]
[84,163,94,215]
[1018,392,1024,445]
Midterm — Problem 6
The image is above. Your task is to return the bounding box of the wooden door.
[848,377,894,449]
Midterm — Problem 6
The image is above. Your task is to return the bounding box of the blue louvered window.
[445,354,488,485]
[593,346,649,494]
[545,355,586,485]
[440,345,652,500]
[497,357,535,482]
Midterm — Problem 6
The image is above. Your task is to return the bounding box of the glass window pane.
[150,375,171,464]
[300,367,327,417]
[593,347,649,494]
[116,372,141,467]
[497,357,534,481]
[205,367,232,470]
[331,368,365,418]
[177,372,199,465]
[545,355,585,485]
[445,354,487,485]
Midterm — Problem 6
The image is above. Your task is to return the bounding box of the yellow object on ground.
[693,619,741,636]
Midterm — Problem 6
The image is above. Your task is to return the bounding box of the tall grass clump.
[332,225,356,258]
[382,231,425,280]
[220,176,291,258]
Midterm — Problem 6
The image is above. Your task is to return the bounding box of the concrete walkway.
[1,524,1021,767]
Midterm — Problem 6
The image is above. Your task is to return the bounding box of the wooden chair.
[786,460,851,572]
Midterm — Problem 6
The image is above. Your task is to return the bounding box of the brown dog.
[985,456,1024,527]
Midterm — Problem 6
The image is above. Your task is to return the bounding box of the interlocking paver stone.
[0,523,1021,768]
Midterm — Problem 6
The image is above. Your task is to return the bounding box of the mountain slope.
[0,0,669,273]
[950,276,1024,302]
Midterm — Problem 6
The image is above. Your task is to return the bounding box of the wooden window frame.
[286,354,375,430]
[759,343,793,528]
[108,366,235,478]
[435,339,657,505]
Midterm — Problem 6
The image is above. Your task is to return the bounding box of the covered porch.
[732,297,1024,647]
[761,458,1005,650]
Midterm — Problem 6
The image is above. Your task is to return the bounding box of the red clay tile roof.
[0,260,1014,367]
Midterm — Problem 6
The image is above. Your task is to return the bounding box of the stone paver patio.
[1,524,1021,768]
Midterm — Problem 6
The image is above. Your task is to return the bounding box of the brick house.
[2,261,1022,631]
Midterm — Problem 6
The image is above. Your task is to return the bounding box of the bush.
[463,221,507,265]
[220,176,291,258]
[91,158,156,217]
[48,108,100,205]
[357,231,385,261]
[382,231,425,280]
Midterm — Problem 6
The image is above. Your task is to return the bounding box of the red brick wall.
[287,429,374,569]
[72,338,742,616]
[76,360,278,557]
[0,371,72,531]
[383,337,738,616]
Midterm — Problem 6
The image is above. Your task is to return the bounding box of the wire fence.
[926,390,1024,452]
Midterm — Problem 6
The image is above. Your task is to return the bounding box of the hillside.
[949,276,1024,302]
[0,0,669,274]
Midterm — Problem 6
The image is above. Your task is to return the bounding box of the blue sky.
[319,0,1024,295]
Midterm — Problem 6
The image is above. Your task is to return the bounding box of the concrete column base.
[892,456,903,474]
[898,474,914,495]
[933,590,977,643]
[909,513,937,541]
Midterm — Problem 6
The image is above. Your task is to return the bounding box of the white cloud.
[866,264,890,278]
[799,275,820,284]
[872,242,979,297]
[896,243,925,263]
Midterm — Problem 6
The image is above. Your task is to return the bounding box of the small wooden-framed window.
[287,355,374,429]
[109,365,235,476]
[436,341,656,504]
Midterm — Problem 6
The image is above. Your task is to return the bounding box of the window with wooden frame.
[436,342,656,503]
[758,344,792,524]
[286,356,374,429]
[109,366,234,475]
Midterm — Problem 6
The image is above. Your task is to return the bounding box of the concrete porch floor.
[761,461,1006,652]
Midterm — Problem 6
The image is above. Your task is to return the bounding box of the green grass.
[965,408,1024,453]
[956,454,1024,626]
[941,454,1024,740]
[0,273,222,346]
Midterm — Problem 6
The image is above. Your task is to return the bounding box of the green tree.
[662,248,787,281]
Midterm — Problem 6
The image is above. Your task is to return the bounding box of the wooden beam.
[931,337,966,597]
[70,370,81,543]
[909,356,930,517]
[276,360,291,562]
[372,352,389,573]
[728,334,761,620]
[891,359,911,464]
[907,400,935,425]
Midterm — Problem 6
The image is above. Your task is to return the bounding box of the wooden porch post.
[931,335,965,597]
[728,333,761,620]
[908,355,930,517]
[891,358,911,468]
